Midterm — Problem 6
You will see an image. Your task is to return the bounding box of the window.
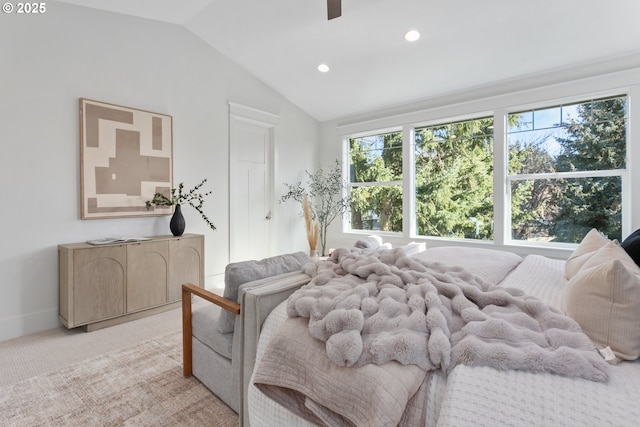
[342,92,629,248]
[348,131,403,232]
[508,96,627,243]
[414,117,494,239]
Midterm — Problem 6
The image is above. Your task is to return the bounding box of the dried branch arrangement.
[281,160,351,256]
[303,193,319,254]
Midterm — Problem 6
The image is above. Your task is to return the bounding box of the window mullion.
[403,125,415,238]
[350,180,403,188]
[509,169,626,181]
[628,86,640,233]
[494,109,508,246]
[341,136,350,232]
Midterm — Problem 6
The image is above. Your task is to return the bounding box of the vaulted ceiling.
[56,0,640,122]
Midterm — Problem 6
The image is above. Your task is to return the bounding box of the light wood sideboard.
[58,234,204,331]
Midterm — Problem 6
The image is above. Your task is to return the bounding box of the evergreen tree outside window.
[414,117,494,239]
[342,94,628,246]
[349,131,403,232]
[508,95,627,243]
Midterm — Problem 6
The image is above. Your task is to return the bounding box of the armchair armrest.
[183,283,240,314]
[182,283,240,377]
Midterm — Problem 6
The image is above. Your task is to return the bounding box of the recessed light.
[404,30,420,42]
[317,63,330,73]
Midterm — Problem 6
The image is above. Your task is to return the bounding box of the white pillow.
[413,246,522,285]
[564,242,640,361]
[565,228,610,279]
[399,242,426,256]
[579,240,640,276]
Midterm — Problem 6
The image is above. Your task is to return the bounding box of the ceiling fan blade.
[327,0,341,20]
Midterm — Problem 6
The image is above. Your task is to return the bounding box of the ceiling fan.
[327,0,341,20]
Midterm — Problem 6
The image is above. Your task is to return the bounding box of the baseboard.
[0,273,225,344]
[0,308,59,343]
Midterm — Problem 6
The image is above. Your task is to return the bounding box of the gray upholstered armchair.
[181,252,310,423]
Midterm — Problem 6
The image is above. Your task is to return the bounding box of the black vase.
[170,204,185,236]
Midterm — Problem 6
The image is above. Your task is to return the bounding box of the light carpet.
[0,331,238,426]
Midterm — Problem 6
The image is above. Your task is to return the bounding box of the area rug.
[0,331,238,426]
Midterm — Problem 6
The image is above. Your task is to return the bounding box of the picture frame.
[79,98,173,219]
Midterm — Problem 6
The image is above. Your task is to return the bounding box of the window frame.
[412,115,495,240]
[339,88,633,255]
[345,128,404,234]
[502,94,629,247]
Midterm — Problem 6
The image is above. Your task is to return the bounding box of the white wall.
[320,64,640,259]
[0,3,319,341]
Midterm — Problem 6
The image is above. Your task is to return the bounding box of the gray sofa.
[182,252,311,426]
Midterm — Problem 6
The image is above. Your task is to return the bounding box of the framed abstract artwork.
[79,98,173,219]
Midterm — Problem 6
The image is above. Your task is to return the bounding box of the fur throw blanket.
[288,247,609,381]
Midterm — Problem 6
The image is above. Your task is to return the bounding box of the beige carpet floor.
[0,300,238,426]
[0,331,238,426]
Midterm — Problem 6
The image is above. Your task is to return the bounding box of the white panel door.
[229,104,278,262]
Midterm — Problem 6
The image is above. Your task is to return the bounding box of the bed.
[246,231,640,426]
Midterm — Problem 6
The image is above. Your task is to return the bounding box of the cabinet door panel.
[168,236,204,301]
[73,246,126,325]
[127,241,168,312]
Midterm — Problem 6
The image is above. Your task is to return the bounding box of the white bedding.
[248,302,315,427]
[437,254,640,427]
[248,246,518,426]
[437,362,640,427]
[248,300,447,426]
[248,251,640,426]
[499,254,567,309]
